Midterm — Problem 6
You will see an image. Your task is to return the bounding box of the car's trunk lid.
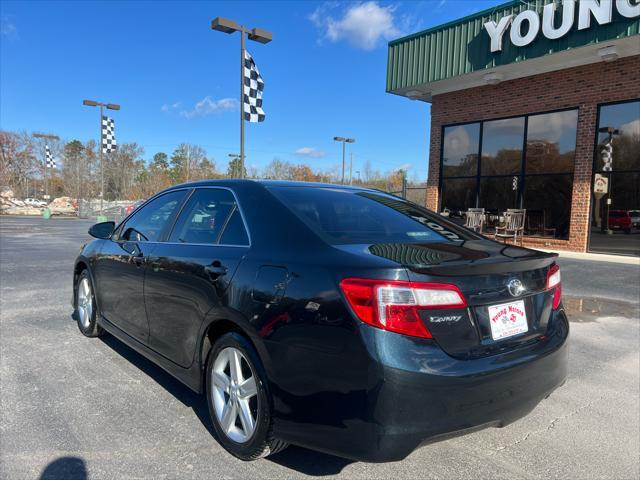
[365,240,558,359]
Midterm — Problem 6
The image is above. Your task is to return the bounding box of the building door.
[588,100,640,257]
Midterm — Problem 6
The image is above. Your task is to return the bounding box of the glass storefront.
[589,100,640,256]
[440,109,578,239]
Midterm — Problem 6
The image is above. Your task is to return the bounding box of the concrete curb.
[539,249,640,265]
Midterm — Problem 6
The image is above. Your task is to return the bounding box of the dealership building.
[387,0,639,256]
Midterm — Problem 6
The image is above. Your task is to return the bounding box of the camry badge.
[507,278,526,297]
[429,315,462,323]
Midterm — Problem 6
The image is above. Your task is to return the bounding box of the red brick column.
[426,124,441,211]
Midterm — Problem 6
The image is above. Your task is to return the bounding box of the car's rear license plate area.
[487,300,528,340]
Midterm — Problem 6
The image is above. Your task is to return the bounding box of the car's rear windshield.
[610,211,627,217]
[268,186,473,245]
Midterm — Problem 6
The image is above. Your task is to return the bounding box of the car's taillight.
[339,278,467,339]
[546,264,562,309]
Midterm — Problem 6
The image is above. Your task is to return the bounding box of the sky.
[0,0,502,181]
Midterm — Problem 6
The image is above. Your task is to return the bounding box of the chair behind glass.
[494,209,526,245]
[464,207,485,233]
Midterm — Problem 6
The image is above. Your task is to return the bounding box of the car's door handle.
[205,262,228,279]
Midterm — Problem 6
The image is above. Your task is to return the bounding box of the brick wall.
[426,55,640,252]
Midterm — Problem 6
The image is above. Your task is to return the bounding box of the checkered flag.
[101,116,117,154]
[45,145,56,169]
[243,50,265,123]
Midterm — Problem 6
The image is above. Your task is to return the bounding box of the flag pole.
[211,18,272,180]
[240,26,245,179]
[44,144,48,200]
[33,133,60,201]
[99,104,104,213]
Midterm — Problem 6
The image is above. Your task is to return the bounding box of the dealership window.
[523,109,578,239]
[441,123,479,218]
[589,100,640,256]
[440,109,578,239]
[481,117,524,176]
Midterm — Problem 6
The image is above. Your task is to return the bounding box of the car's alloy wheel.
[75,270,102,337]
[205,333,288,460]
[211,347,258,443]
[77,277,93,330]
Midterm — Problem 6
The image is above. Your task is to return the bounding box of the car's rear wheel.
[75,270,103,337]
[205,332,288,460]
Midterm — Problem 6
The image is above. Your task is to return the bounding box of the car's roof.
[166,178,373,191]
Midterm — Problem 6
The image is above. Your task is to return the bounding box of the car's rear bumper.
[276,308,568,462]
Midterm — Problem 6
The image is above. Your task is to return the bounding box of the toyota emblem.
[507,278,526,297]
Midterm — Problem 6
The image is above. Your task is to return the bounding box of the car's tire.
[75,270,103,337]
[205,332,288,460]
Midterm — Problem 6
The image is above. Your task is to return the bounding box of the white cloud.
[294,147,326,158]
[310,2,404,50]
[527,110,578,143]
[161,101,182,113]
[443,125,472,160]
[179,97,238,119]
[437,0,447,9]
[620,119,640,137]
[1,15,18,39]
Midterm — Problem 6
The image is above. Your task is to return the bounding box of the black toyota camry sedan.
[72,180,568,462]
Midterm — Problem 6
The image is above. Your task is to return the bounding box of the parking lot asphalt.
[1,216,639,480]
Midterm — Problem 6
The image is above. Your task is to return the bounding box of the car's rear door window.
[219,208,250,246]
[168,188,238,244]
[268,187,473,244]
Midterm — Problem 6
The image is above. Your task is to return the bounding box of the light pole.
[333,136,355,184]
[33,132,60,201]
[83,99,120,213]
[212,17,272,180]
[349,152,353,185]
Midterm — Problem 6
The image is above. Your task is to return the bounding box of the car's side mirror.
[88,221,115,239]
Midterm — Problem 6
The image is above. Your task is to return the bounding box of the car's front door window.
[119,190,187,242]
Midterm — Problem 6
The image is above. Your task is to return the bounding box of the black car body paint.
[73,180,568,462]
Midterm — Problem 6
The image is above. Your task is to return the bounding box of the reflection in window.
[606,173,640,211]
[480,177,519,213]
[440,178,476,217]
[524,175,573,239]
[442,123,480,177]
[439,111,579,240]
[526,110,577,173]
[169,189,236,244]
[219,209,249,246]
[595,100,640,172]
[120,190,186,242]
[270,187,473,245]
[589,100,640,256]
[481,117,524,175]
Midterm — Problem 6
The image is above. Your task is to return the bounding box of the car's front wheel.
[75,270,103,337]
[205,332,288,460]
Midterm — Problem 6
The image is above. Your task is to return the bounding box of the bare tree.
[170,144,210,182]
[61,140,84,199]
[103,143,145,200]
[263,158,291,180]
[0,131,38,197]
